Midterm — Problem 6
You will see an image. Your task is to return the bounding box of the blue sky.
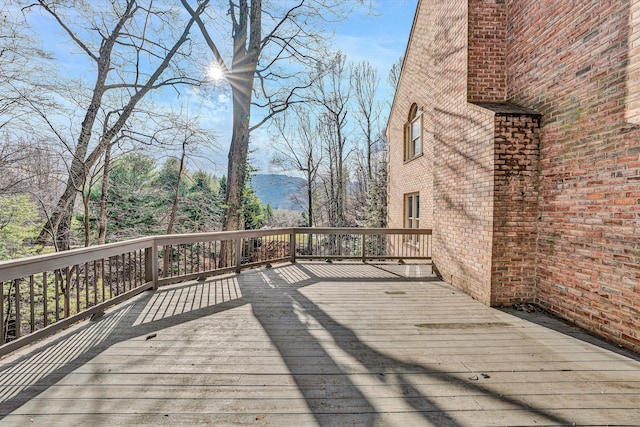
[331,0,416,87]
[11,0,418,176]
[175,0,419,175]
[249,0,418,173]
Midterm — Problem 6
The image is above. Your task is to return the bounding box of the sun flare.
[207,63,225,82]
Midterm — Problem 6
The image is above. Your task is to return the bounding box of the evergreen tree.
[104,154,163,240]
[184,171,223,231]
[356,157,388,228]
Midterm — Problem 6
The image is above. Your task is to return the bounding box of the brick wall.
[389,0,497,304]
[468,0,507,102]
[387,0,437,232]
[507,0,640,352]
[389,0,639,352]
[485,105,541,306]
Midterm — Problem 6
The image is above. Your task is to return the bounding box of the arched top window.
[404,103,422,161]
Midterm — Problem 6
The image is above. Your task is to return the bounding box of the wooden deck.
[1,262,639,426]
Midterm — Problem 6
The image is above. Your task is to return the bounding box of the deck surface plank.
[1,262,639,426]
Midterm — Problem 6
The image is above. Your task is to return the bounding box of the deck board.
[1,261,638,426]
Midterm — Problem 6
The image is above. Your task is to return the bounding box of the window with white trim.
[405,192,420,244]
[404,104,422,161]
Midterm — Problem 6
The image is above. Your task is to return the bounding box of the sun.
[207,63,226,82]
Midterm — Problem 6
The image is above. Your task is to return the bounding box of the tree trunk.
[35,2,200,251]
[98,143,112,246]
[166,144,186,235]
[82,181,90,247]
[222,85,251,232]
[221,0,261,232]
[219,82,252,268]
[306,169,313,228]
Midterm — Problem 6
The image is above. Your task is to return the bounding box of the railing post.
[145,244,158,290]
[361,232,366,262]
[290,230,296,263]
[235,238,242,274]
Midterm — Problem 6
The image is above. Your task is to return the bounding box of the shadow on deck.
[1,262,639,426]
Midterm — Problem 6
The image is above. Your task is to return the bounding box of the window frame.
[404,104,423,161]
[404,192,420,244]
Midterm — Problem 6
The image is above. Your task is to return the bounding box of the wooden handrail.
[0,227,432,356]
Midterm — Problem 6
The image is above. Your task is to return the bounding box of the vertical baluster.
[93,260,98,305]
[122,253,127,292]
[169,244,173,277]
[83,262,88,308]
[117,255,122,295]
[125,252,130,291]
[1,281,4,345]
[125,252,130,290]
[191,244,195,274]
[54,271,60,321]
[120,253,125,291]
[183,245,187,276]
[14,279,21,339]
[133,250,138,287]
[76,265,81,314]
[30,275,35,333]
[212,240,216,270]
[137,250,141,287]
[101,259,106,301]
[167,244,172,278]
[122,253,126,292]
[138,249,143,286]
[129,252,133,289]
[235,238,242,273]
[64,267,71,319]
[205,241,209,269]
[393,234,397,258]
[209,241,214,271]
[289,231,295,263]
[312,233,316,257]
[196,243,201,274]
[43,272,48,327]
[108,256,114,299]
[201,241,205,272]
[184,244,188,275]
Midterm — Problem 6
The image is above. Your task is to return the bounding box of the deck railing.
[0,227,431,356]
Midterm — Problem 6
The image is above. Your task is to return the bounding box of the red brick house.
[388,0,640,352]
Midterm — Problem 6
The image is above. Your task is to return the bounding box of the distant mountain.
[250,174,307,211]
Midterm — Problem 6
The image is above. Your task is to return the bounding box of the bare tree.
[180,0,365,232]
[351,60,382,184]
[160,113,218,235]
[314,52,351,227]
[270,106,322,228]
[1,6,62,215]
[388,56,403,92]
[0,7,52,133]
[25,0,208,250]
